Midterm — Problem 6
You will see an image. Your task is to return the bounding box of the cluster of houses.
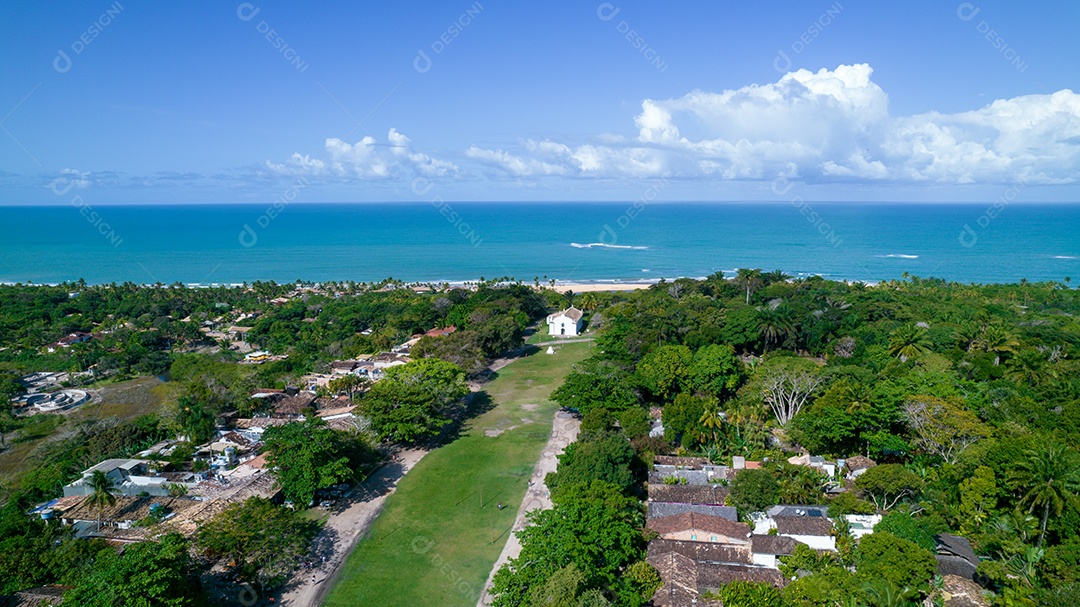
[645,455,983,607]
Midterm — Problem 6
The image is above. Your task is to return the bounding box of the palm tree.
[978,324,1019,365]
[734,268,763,305]
[888,324,930,361]
[756,306,795,351]
[579,293,598,311]
[763,269,791,285]
[86,470,117,533]
[698,403,724,446]
[1009,439,1080,547]
[1005,349,1055,386]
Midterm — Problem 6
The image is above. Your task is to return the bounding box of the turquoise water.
[0,202,1077,285]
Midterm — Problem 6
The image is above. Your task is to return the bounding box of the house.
[749,534,799,568]
[62,459,196,498]
[546,307,583,337]
[227,326,255,342]
[753,505,836,551]
[732,456,762,471]
[56,494,207,538]
[842,455,876,480]
[647,541,788,606]
[647,483,729,507]
[57,331,92,347]
[424,325,456,338]
[649,502,739,521]
[648,512,752,544]
[935,533,980,580]
[0,584,69,606]
[935,575,990,607]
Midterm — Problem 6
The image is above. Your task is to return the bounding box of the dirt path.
[275,448,427,607]
[476,411,581,607]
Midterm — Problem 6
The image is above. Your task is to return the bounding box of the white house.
[546,307,584,337]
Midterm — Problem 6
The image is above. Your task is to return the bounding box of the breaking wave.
[570,242,649,250]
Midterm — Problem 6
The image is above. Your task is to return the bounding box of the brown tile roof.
[648,483,729,505]
[548,307,583,322]
[648,552,708,607]
[232,418,292,429]
[697,562,788,588]
[273,392,317,416]
[0,585,69,607]
[751,534,799,556]
[648,513,751,540]
[654,455,712,468]
[647,539,752,565]
[938,575,990,607]
[774,515,834,537]
[843,455,876,471]
[60,495,205,526]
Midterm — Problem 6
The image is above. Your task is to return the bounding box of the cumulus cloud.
[268,129,460,180]
[466,64,1080,185]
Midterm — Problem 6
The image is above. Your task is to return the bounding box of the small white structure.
[546,346,555,354]
[546,307,584,337]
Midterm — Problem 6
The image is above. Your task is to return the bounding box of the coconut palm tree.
[1009,439,1080,547]
[579,293,598,311]
[1005,349,1055,387]
[86,470,117,533]
[698,403,724,446]
[888,324,931,362]
[757,306,796,351]
[734,268,763,305]
[978,324,1019,365]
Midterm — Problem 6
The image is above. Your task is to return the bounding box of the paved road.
[476,412,582,607]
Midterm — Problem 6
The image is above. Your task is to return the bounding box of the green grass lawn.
[323,341,592,607]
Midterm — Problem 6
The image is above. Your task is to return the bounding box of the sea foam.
[570,242,649,250]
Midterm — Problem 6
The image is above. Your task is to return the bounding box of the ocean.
[1,202,1077,285]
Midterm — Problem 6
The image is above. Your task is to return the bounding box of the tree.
[713,580,782,607]
[551,360,639,415]
[756,305,796,351]
[662,393,710,447]
[360,359,468,442]
[635,345,692,402]
[85,469,117,532]
[491,481,644,607]
[687,344,743,400]
[1005,349,1056,386]
[64,533,208,607]
[197,498,319,586]
[873,511,938,551]
[855,532,937,593]
[729,468,780,517]
[328,373,369,399]
[758,358,824,427]
[1009,438,1080,547]
[546,432,637,495]
[579,293,598,312]
[616,407,650,439]
[976,324,1019,365]
[734,268,763,305]
[262,417,354,506]
[902,396,989,464]
[854,464,922,511]
[958,465,998,534]
[888,324,930,361]
[173,396,216,444]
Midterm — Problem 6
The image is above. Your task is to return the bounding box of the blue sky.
[1,0,1078,204]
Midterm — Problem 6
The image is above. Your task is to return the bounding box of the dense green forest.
[0,279,552,604]
[494,272,1080,607]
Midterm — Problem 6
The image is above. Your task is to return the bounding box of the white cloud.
[268,129,459,180]
[466,64,1080,185]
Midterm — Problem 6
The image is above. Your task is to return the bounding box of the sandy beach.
[546,281,656,292]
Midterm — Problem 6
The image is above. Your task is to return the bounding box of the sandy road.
[475,411,581,607]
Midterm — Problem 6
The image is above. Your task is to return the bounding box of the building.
[62,459,197,498]
[935,533,980,580]
[648,512,752,544]
[546,307,583,336]
[0,584,69,606]
[753,505,836,551]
